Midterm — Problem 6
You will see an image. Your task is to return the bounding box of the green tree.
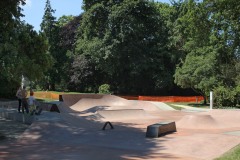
[17,23,52,80]
[0,0,52,97]
[174,0,240,105]
[56,15,74,27]
[40,0,56,38]
[0,0,25,81]
[75,0,172,94]
[39,0,57,90]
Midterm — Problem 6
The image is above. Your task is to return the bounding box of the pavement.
[0,95,240,160]
[0,117,29,141]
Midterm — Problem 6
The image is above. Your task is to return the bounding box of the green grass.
[36,98,56,102]
[35,91,83,94]
[164,102,183,110]
[215,144,240,160]
[165,102,209,110]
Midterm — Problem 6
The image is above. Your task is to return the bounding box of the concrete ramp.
[70,98,116,112]
[61,94,127,107]
[61,94,161,113]
[97,109,151,120]
[177,114,221,129]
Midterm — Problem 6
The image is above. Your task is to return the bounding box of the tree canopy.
[0,0,52,97]
[1,0,239,106]
[73,0,174,94]
[173,0,240,105]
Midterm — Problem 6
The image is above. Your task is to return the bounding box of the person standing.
[16,87,22,113]
[28,90,36,114]
[21,86,29,114]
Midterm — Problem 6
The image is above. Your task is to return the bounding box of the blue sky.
[21,0,170,32]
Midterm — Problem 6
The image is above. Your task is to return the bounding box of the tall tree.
[0,0,52,96]
[40,0,57,90]
[40,0,56,38]
[174,0,240,105]
[74,0,172,94]
[0,0,25,81]
[57,15,83,91]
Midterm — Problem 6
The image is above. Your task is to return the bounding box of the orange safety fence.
[121,95,204,102]
[33,92,61,100]
[33,92,204,103]
[118,95,139,100]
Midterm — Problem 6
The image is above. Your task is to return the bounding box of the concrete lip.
[0,95,240,160]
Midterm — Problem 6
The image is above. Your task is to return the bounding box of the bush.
[98,84,111,94]
[236,85,240,105]
[213,86,237,108]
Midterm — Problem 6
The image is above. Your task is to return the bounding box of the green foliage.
[0,1,53,97]
[40,0,56,37]
[75,0,173,94]
[39,0,61,91]
[56,15,74,27]
[0,0,24,82]
[213,86,237,108]
[98,84,111,94]
[174,45,219,103]
[173,0,240,105]
[17,23,53,80]
[70,55,96,92]
[0,23,51,88]
[0,0,25,32]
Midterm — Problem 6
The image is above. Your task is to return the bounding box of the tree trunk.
[203,95,207,105]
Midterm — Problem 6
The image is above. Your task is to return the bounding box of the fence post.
[210,91,213,110]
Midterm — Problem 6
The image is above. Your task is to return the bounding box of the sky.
[21,0,170,32]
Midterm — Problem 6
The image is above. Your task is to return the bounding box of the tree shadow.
[0,103,182,160]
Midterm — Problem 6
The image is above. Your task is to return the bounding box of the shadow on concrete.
[0,102,182,160]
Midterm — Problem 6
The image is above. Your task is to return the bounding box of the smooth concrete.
[0,94,240,160]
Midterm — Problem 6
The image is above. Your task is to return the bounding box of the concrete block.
[146,121,176,138]
[0,108,34,125]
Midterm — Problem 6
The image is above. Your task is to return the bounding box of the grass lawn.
[165,102,209,110]
[36,98,55,102]
[215,144,240,160]
[165,102,240,110]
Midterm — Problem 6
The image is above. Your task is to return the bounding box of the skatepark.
[0,94,240,160]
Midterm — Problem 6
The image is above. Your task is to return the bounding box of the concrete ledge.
[146,121,177,138]
[0,108,34,125]
[0,101,18,109]
[38,102,60,113]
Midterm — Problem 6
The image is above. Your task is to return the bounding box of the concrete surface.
[0,94,239,160]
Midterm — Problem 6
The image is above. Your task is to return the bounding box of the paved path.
[0,117,29,142]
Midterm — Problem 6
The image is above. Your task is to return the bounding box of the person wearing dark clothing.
[16,87,22,113]
[21,86,29,114]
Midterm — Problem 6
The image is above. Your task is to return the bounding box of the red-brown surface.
[1,94,239,160]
